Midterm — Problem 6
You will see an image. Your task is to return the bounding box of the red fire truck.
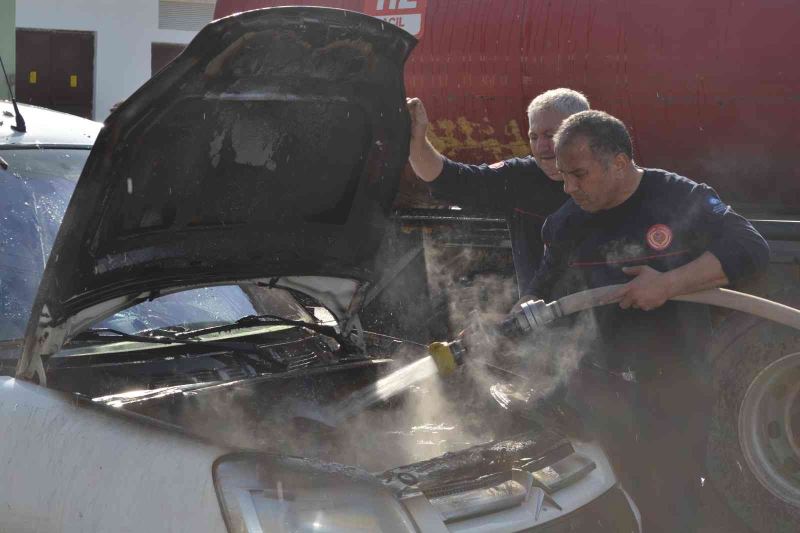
[215,0,800,213]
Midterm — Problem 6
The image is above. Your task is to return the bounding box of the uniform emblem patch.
[489,161,505,169]
[646,224,673,251]
[707,196,727,214]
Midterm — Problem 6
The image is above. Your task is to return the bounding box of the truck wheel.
[708,308,800,532]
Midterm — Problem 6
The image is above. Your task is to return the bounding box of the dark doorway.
[151,43,186,76]
[15,29,95,119]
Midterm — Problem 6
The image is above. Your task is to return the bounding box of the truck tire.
[708,302,800,532]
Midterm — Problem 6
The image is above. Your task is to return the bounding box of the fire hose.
[428,286,800,374]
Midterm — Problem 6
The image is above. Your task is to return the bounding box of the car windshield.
[0,148,89,341]
[0,147,314,344]
[93,284,312,336]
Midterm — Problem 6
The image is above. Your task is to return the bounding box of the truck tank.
[215,0,800,214]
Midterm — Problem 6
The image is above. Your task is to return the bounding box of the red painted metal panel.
[364,0,427,37]
[214,0,800,211]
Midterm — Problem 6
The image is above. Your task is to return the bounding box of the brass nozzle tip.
[428,341,458,375]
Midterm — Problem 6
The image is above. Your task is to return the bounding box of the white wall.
[17,0,202,120]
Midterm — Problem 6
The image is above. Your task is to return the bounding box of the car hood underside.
[18,7,415,380]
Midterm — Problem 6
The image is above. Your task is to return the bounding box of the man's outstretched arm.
[407,97,444,182]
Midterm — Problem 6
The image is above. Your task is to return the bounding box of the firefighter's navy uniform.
[429,156,568,296]
[527,168,769,532]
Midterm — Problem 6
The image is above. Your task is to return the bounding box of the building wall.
[16,0,210,120]
[0,0,15,100]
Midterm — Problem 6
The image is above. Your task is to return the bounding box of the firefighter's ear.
[611,152,628,173]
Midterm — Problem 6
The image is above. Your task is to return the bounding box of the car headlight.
[213,453,417,533]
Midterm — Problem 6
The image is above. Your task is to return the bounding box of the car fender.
[0,377,229,532]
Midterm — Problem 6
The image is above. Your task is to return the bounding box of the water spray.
[301,286,800,429]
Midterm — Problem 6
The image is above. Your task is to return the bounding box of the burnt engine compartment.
[92,354,540,472]
[41,318,578,475]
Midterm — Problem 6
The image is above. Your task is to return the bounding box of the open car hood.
[17,7,415,380]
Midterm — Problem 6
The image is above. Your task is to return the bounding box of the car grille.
[423,472,511,499]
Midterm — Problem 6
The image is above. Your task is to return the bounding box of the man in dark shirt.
[528,110,769,532]
[406,89,589,299]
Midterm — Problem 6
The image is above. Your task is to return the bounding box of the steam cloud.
[123,239,598,472]
[422,238,597,416]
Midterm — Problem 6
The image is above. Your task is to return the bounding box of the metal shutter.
[158,0,215,31]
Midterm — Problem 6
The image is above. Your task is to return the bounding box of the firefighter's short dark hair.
[554,110,633,162]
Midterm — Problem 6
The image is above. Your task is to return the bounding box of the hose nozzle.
[428,340,466,375]
[428,300,562,376]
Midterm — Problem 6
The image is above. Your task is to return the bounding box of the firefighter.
[527,110,769,532]
[406,88,589,301]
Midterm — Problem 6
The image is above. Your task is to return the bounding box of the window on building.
[151,43,187,76]
[158,0,215,32]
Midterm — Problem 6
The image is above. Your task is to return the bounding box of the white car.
[0,7,639,532]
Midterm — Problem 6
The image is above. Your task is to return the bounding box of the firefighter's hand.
[616,265,672,311]
[406,97,430,144]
